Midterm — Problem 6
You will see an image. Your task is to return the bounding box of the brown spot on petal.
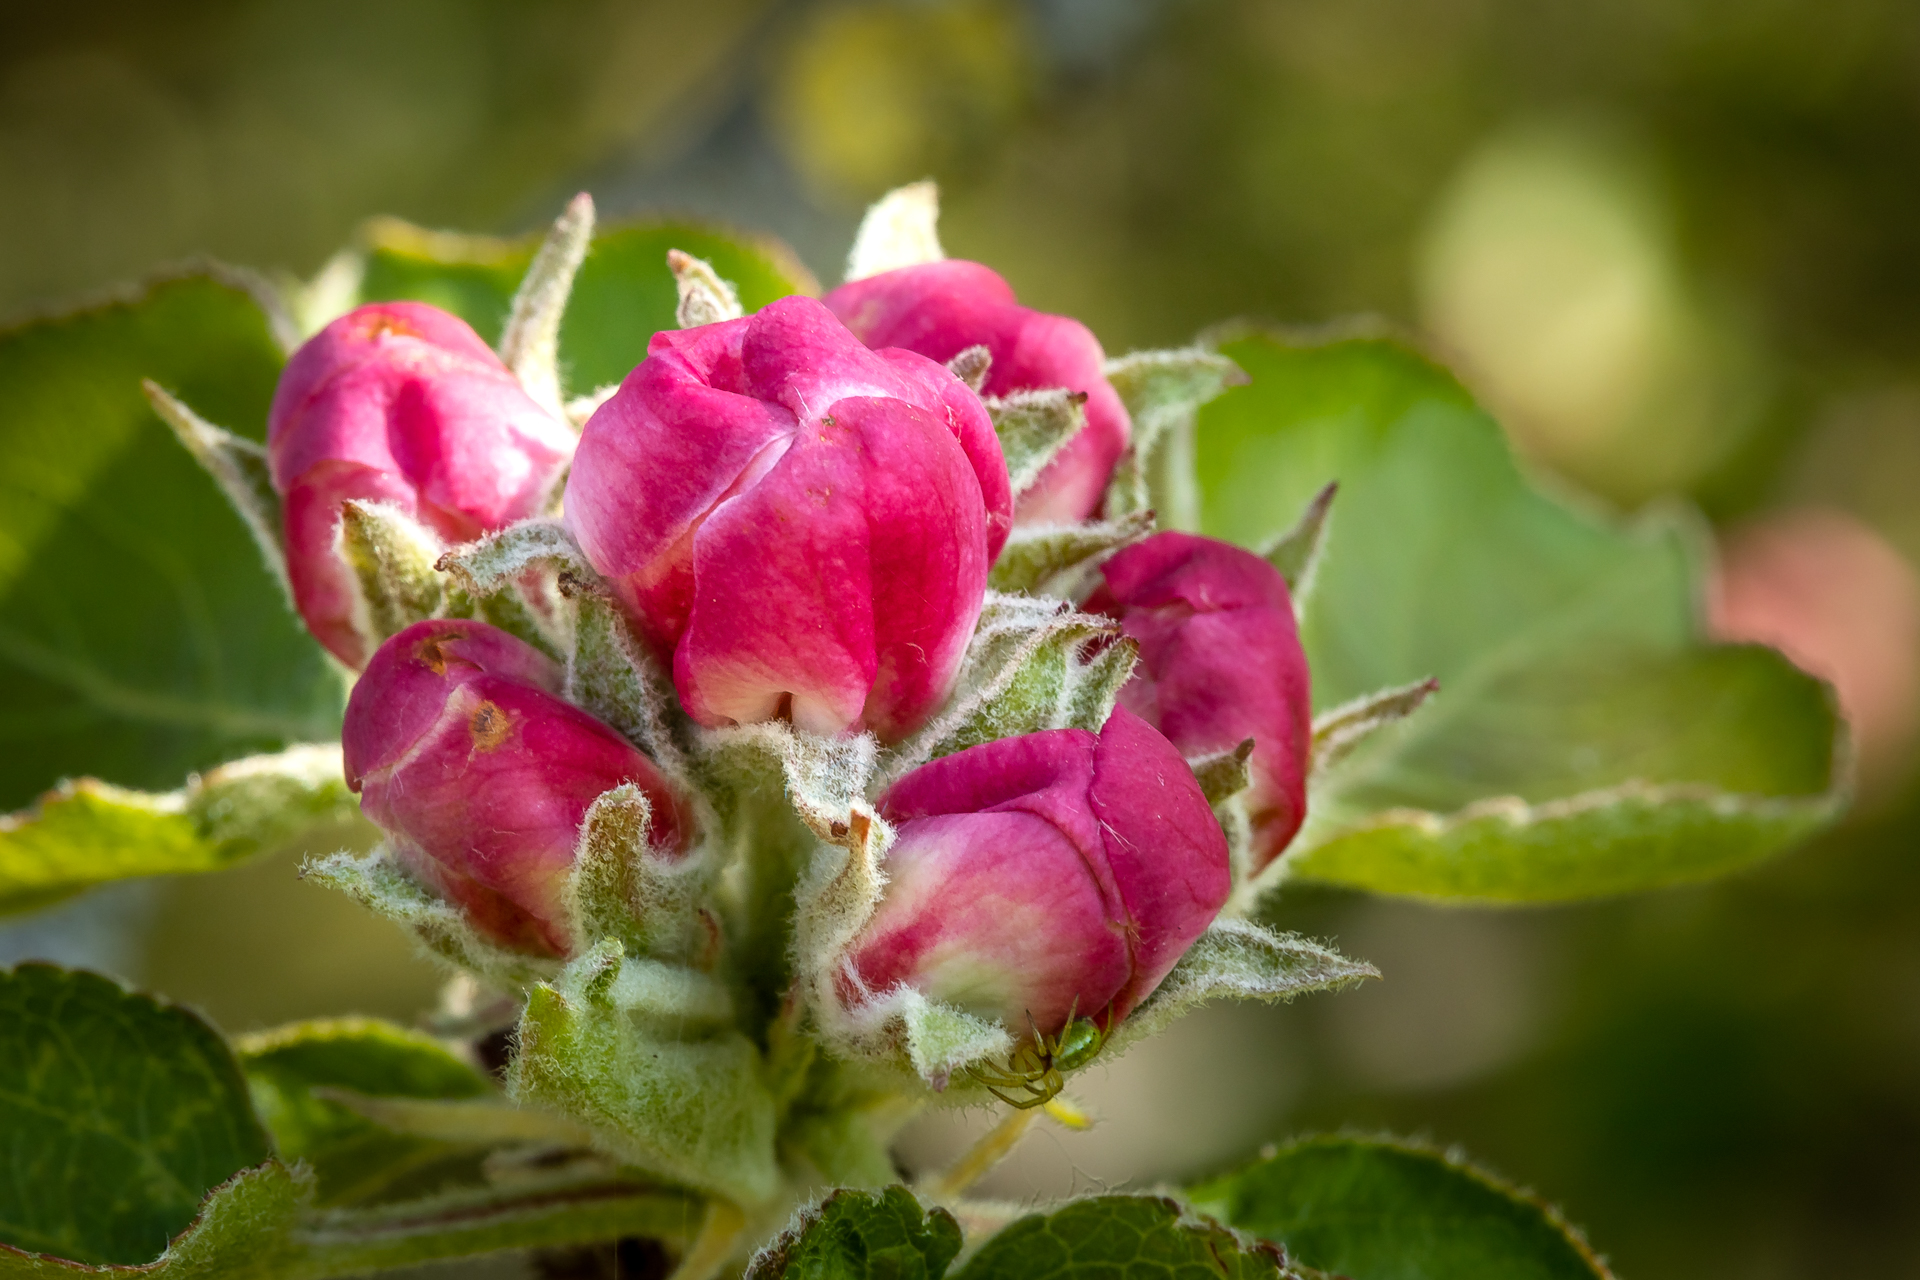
[469,700,513,751]
[415,638,449,674]
[354,312,424,341]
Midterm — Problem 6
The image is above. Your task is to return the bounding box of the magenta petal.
[846,811,1131,1037]
[824,260,1129,525]
[1091,532,1314,869]
[566,295,995,742]
[674,423,877,735]
[1087,708,1232,1018]
[861,713,1226,1040]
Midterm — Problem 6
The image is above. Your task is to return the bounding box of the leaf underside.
[1193,332,1843,901]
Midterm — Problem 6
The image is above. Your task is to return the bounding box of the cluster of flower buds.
[276,221,1313,1083]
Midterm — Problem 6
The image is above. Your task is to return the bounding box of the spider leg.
[987,1084,1048,1110]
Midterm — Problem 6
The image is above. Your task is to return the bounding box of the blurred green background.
[4,2,1919,1276]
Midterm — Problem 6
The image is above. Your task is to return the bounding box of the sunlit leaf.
[1194,331,1843,901]
[0,273,345,813]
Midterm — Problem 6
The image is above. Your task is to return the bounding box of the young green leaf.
[0,965,274,1266]
[0,272,346,813]
[746,1186,962,1280]
[508,942,781,1208]
[1187,1134,1613,1280]
[0,1165,305,1280]
[1194,331,1843,901]
[0,745,358,916]
[353,215,818,393]
[236,1018,495,1208]
[951,1195,1301,1280]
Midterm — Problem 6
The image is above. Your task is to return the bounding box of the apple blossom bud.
[268,302,576,667]
[840,707,1230,1042]
[1085,532,1312,871]
[824,260,1129,524]
[563,295,1012,742]
[343,619,690,956]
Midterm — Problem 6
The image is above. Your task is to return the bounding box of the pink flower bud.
[1085,533,1312,871]
[839,708,1230,1041]
[824,261,1130,525]
[268,303,576,667]
[343,619,691,957]
[563,295,1012,742]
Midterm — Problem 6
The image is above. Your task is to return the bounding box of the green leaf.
[1193,331,1843,901]
[236,1018,494,1208]
[0,272,346,812]
[1187,1135,1613,1280]
[0,965,273,1266]
[951,1195,1296,1280]
[746,1186,962,1280]
[0,1164,305,1280]
[355,215,818,394]
[0,746,359,916]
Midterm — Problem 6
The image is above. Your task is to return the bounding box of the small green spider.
[965,1005,1112,1109]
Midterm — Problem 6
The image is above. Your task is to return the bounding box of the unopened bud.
[1086,532,1313,870]
[564,296,1012,741]
[838,708,1229,1042]
[268,303,575,666]
[343,620,690,956]
[825,261,1129,525]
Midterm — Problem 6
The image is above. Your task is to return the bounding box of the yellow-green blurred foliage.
[7,2,1920,1276]
[768,1,1031,201]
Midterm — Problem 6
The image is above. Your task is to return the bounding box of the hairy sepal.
[564,579,694,784]
[844,181,944,282]
[879,594,1135,788]
[669,250,746,328]
[1310,678,1441,779]
[1108,919,1377,1055]
[1261,481,1337,614]
[144,380,291,605]
[303,847,562,992]
[336,500,446,645]
[1102,346,1249,525]
[989,510,1155,598]
[564,784,719,967]
[436,519,601,669]
[985,387,1088,499]
[498,192,595,417]
[509,938,780,1208]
